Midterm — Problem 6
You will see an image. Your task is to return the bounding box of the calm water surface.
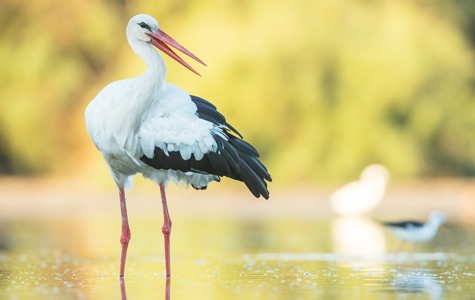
[0,217,474,299]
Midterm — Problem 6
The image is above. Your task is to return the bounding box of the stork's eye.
[138,22,152,32]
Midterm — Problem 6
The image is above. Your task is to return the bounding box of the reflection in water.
[119,276,171,300]
[238,220,271,252]
[120,278,126,300]
[165,276,171,300]
[332,217,386,254]
[381,271,443,300]
[2,218,475,300]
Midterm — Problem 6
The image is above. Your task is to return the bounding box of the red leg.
[165,276,171,300]
[160,182,172,276]
[409,241,417,265]
[120,278,127,300]
[394,241,405,254]
[410,241,417,253]
[119,187,131,278]
[394,241,405,265]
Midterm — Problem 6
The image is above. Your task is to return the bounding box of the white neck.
[427,219,443,230]
[128,36,167,85]
[115,37,168,151]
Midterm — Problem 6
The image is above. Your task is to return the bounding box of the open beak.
[146,29,206,77]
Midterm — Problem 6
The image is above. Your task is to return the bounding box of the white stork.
[329,164,389,217]
[85,14,271,278]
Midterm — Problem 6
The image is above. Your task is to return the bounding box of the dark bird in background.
[383,211,446,253]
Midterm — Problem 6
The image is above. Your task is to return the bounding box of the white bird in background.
[85,14,271,279]
[330,164,389,217]
[383,211,447,253]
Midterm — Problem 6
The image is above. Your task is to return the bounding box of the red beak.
[146,29,206,77]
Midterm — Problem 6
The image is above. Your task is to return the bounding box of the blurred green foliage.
[1,0,475,183]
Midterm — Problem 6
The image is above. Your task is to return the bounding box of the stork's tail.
[218,135,272,199]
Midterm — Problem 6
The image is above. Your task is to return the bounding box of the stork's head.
[127,14,206,76]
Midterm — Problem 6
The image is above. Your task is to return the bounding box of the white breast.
[390,225,438,242]
[85,81,221,189]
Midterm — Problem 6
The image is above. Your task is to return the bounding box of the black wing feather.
[140,95,272,199]
[193,100,226,124]
[192,96,243,138]
[242,156,272,182]
[195,113,220,127]
[224,122,243,139]
[228,137,259,157]
[239,160,269,199]
[383,221,424,228]
[190,95,216,110]
[223,143,240,165]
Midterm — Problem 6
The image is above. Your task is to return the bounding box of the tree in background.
[1,0,475,183]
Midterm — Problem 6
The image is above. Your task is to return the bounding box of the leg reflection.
[118,272,170,300]
[120,278,127,300]
[394,241,406,254]
[166,276,171,300]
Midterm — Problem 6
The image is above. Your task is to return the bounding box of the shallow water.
[0,217,474,300]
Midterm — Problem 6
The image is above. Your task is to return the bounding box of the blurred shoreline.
[0,176,474,227]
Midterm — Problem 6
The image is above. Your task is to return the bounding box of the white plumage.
[329,164,389,217]
[84,14,271,278]
[385,211,447,243]
[86,80,219,189]
[85,15,220,189]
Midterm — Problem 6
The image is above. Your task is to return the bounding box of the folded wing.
[140,95,272,199]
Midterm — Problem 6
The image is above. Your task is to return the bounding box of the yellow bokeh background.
[2,0,475,185]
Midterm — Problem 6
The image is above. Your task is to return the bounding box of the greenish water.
[0,218,474,299]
